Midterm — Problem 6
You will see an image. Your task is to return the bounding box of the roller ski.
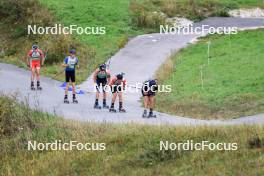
[73,98,78,104]
[103,104,109,109]
[109,107,117,113]
[64,95,69,104]
[94,104,102,109]
[37,86,42,90]
[119,108,126,113]
[142,110,148,118]
[148,112,157,118]
[64,98,69,104]
[30,83,35,91]
[36,81,42,90]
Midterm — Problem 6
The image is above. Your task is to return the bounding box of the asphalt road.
[1,17,264,126]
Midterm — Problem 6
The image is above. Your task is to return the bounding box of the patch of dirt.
[166,17,194,27]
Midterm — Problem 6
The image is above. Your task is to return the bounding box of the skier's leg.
[148,96,156,118]
[109,92,117,112]
[144,96,150,109]
[72,82,76,95]
[30,66,36,90]
[94,84,101,109]
[31,67,35,82]
[96,90,100,99]
[102,85,109,108]
[142,96,149,117]
[149,96,155,109]
[64,82,69,103]
[36,67,40,82]
[111,93,117,106]
[118,92,126,112]
[64,71,70,103]
[36,67,42,90]
[72,82,78,103]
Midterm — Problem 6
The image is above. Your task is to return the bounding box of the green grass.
[36,0,264,82]
[0,0,147,83]
[38,0,146,75]
[155,29,264,119]
[132,0,264,21]
[1,0,264,84]
[1,96,264,175]
[0,0,93,83]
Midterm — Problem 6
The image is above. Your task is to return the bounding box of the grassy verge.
[0,0,148,83]
[1,0,263,84]
[130,0,264,26]
[1,96,264,175]
[37,0,148,81]
[0,0,93,83]
[155,29,264,119]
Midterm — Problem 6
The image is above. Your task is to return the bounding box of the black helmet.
[99,64,106,71]
[116,73,123,80]
[32,44,38,50]
[70,49,76,54]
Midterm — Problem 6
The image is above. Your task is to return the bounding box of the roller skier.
[62,49,79,104]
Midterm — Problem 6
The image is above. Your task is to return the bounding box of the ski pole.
[51,69,65,80]
[106,57,112,70]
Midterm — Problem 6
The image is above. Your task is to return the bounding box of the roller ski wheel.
[31,86,35,91]
[148,112,157,118]
[119,108,126,113]
[37,86,42,90]
[94,104,102,109]
[64,98,69,104]
[73,98,78,104]
[103,104,109,109]
[109,108,117,113]
[142,110,148,118]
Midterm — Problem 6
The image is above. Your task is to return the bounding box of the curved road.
[1,17,264,126]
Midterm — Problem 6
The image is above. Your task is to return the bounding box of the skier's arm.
[123,80,127,90]
[109,77,115,87]
[93,69,99,83]
[106,70,111,84]
[62,58,69,67]
[27,57,30,67]
[27,51,31,67]
[62,63,69,67]
[40,50,45,66]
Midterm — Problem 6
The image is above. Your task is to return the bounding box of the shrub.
[117,35,129,49]
[6,48,17,56]
[212,8,230,17]
[0,95,35,137]
[130,0,166,29]
[0,0,93,68]
[155,54,174,81]
[161,0,179,17]
[10,27,27,39]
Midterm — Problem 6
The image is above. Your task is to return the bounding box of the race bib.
[68,58,77,69]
